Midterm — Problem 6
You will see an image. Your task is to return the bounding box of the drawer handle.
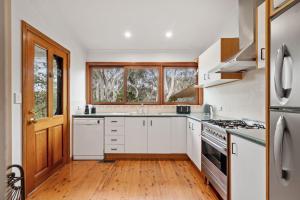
[111,130,117,132]
[111,121,118,123]
[111,148,118,151]
[111,139,117,142]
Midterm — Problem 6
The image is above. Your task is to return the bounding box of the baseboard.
[105,153,189,161]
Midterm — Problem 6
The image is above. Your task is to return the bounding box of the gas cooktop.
[205,119,265,130]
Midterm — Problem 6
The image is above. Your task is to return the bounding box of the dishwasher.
[73,118,104,160]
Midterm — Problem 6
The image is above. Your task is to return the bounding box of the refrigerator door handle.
[274,44,293,100]
[275,45,286,98]
[274,116,288,181]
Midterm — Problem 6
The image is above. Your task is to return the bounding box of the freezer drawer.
[270,111,300,200]
[271,3,300,107]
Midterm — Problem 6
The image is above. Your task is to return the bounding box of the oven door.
[201,135,227,199]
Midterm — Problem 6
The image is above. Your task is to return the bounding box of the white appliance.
[73,118,104,160]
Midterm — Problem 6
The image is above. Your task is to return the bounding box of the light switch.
[14,92,22,104]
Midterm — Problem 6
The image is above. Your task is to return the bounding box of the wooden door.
[147,117,171,153]
[22,22,70,195]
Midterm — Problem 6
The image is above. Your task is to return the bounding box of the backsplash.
[204,69,265,121]
[74,105,203,114]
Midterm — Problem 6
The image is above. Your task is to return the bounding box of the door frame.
[21,21,71,194]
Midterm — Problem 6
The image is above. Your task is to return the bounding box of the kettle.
[203,104,214,116]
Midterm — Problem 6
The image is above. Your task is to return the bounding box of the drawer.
[105,135,124,145]
[105,145,125,153]
[105,126,124,135]
[105,117,125,127]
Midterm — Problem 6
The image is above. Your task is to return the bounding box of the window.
[87,63,200,105]
[164,68,198,104]
[91,67,124,103]
[127,68,159,103]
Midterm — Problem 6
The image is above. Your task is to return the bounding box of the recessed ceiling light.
[124,31,132,39]
[165,31,173,38]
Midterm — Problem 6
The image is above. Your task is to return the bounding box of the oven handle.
[202,135,227,155]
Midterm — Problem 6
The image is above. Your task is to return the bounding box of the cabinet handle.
[204,74,206,80]
[111,129,117,132]
[232,143,237,155]
[188,122,191,128]
[111,120,118,123]
[111,139,117,142]
[261,48,266,61]
[191,123,194,131]
[143,120,145,126]
[150,120,152,126]
[111,148,117,151]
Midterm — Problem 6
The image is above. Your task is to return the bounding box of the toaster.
[176,106,191,114]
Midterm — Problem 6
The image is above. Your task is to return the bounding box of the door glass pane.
[53,55,63,115]
[34,45,48,119]
[126,68,159,103]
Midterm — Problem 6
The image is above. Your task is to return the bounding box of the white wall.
[11,0,86,165]
[87,49,200,62]
[204,69,265,121]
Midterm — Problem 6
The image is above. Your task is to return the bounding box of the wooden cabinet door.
[125,117,148,153]
[147,117,171,153]
[231,135,266,200]
[22,22,69,195]
[170,117,187,153]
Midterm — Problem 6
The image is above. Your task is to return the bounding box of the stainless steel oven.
[201,122,228,200]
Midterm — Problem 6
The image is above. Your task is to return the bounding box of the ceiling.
[35,0,239,53]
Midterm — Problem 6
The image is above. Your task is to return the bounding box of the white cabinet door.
[257,2,266,69]
[148,117,171,153]
[170,117,187,153]
[187,119,193,158]
[231,135,266,200]
[125,117,147,153]
[191,120,202,170]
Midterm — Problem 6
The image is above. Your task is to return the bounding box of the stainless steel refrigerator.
[270,2,300,200]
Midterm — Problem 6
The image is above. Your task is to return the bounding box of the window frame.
[86,62,201,105]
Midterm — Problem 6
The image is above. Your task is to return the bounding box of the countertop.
[73,112,265,145]
[73,112,221,122]
[227,129,266,146]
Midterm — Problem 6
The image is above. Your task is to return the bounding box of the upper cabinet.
[198,38,243,88]
[257,2,266,69]
[270,0,296,17]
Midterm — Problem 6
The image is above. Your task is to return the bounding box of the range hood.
[209,0,257,73]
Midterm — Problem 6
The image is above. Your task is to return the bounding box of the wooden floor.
[27,160,220,200]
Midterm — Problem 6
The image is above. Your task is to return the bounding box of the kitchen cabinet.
[271,0,296,17]
[187,119,193,158]
[186,119,202,170]
[170,117,187,153]
[191,120,202,170]
[198,38,243,88]
[125,117,148,153]
[105,117,125,153]
[230,134,266,200]
[147,117,171,153]
[257,2,266,69]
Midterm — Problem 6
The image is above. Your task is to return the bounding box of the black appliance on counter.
[176,106,191,114]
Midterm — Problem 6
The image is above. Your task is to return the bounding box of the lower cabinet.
[125,117,148,153]
[230,134,266,200]
[170,117,187,153]
[187,119,202,171]
[148,117,171,153]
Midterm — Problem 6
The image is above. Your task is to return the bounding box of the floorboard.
[27,160,220,200]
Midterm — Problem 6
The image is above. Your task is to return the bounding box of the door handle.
[28,117,37,124]
[274,116,288,180]
[274,44,292,99]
